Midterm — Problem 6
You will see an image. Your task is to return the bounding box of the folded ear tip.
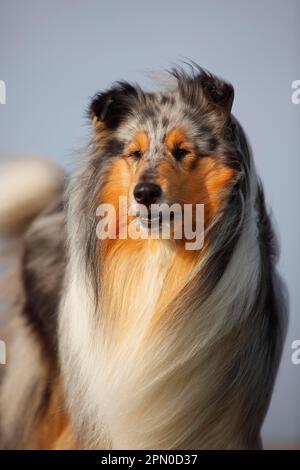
[201,74,234,111]
[170,64,234,114]
[88,82,139,130]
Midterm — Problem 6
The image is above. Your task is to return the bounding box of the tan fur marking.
[166,128,193,153]
[127,130,149,156]
[92,116,110,140]
[37,379,77,450]
[156,156,236,226]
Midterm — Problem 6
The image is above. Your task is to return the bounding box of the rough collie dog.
[0,66,287,450]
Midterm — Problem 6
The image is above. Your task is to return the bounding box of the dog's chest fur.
[60,240,197,449]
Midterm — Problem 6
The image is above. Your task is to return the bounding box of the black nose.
[133,182,162,206]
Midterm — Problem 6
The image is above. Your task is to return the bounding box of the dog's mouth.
[139,212,162,229]
[139,211,175,229]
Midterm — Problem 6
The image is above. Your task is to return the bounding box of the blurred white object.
[0,157,64,233]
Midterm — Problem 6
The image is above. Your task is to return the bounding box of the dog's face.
[90,70,241,240]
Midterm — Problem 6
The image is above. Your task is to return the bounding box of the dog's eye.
[130,150,143,159]
[172,146,189,161]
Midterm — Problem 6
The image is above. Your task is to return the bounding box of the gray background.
[0,0,299,448]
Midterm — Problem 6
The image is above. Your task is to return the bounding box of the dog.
[0,65,288,449]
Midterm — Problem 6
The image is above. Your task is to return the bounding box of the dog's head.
[88,67,247,248]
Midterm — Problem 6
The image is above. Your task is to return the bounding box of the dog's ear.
[172,67,234,116]
[89,82,138,130]
[199,72,234,114]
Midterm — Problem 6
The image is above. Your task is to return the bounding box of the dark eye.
[172,146,189,161]
[130,150,143,159]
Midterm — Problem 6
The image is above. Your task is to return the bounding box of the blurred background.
[0,0,299,448]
